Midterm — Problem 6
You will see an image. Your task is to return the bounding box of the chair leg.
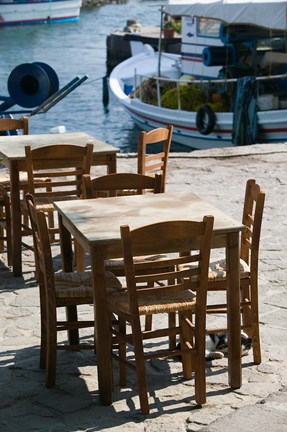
[5,203,12,267]
[241,280,261,364]
[194,352,206,406]
[131,318,149,414]
[194,325,206,404]
[66,306,80,345]
[180,311,193,379]
[118,317,127,387]
[144,315,152,331]
[241,283,252,331]
[0,206,4,252]
[0,198,12,266]
[46,309,57,388]
[250,281,261,364]
[47,211,56,243]
[168,312,177,349]
[74,240,86,272]
[192,310,206,406]
[39,301,47,369]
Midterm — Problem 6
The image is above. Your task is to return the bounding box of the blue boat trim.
[0,17,79,26]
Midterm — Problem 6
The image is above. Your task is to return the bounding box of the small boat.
[0,0,82,26]
[109,0,287,150]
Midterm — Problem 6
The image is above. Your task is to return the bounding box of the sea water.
[0,1,189,152]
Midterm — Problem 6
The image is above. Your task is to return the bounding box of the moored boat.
[109,0,287,150]
[0,0,82,26]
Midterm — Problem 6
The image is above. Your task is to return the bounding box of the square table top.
[0,132,119,160]
[54,191,245,253]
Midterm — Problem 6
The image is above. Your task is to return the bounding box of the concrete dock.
[0,143,287,431]
[106,24,181,73]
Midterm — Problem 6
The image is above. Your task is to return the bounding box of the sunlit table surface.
[0,131,119,276]
[54,191,245,405]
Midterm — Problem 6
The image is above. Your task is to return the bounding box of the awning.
[165,0,287,31]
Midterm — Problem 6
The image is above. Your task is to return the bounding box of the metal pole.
[157,4,164,78]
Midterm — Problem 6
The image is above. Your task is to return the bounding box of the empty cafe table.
[0,131,119,276]
[54,191,245,405]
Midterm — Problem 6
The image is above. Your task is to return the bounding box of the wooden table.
[0,132,119,276]
[54,191,245,405]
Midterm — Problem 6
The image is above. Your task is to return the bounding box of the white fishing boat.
[0,0,82,26]
[109,0,287,150]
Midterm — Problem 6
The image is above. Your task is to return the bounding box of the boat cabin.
[167,0,287,108]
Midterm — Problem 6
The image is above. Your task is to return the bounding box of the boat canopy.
[165,0,287,31]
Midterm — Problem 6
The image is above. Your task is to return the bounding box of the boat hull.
[109,49,287,150]
[121,98,287,150]
[0,0,81,26]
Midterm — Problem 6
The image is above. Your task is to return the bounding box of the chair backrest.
[0,116,29,135]
[25,143,94,200]
[25,193,55,301]
[82,172,162,199]
[241,179,265,269]
[120,216,214,318]
[137,125,173,193]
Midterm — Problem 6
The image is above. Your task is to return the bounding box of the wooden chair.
[108,216,214,414]
[20,143,94,248]
[81,172,164,331]
[82,172,162,199]
[0,116,29,264]
[25,193,122,388]
[81,172,163,273]
[206,179,265,364]
[0,115,29,135]
[0,186,12,266]
[137,125,173,192]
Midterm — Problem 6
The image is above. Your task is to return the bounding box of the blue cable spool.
[33,62,59,96]
[202,44,237,67]
[7,62,59,108]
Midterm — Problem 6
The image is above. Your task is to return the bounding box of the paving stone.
[1,144,287,431]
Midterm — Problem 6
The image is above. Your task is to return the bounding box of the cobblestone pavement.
[0,143,286,431]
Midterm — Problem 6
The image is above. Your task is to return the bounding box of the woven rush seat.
[108,289,196,315]
[104,253,167,273]
[54,270,122,298]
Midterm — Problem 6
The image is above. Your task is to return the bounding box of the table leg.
[107,154,117,174]
[226,231,242,389]
[10,161,22,277]
[58,214,74,273]
[91,248,113,405]
[58,213,79,345]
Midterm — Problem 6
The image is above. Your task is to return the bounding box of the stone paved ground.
[0,143,287,431]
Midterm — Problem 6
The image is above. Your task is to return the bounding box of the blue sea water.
[0,1,189,152]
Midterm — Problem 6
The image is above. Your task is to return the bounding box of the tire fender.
[196,104,216,135]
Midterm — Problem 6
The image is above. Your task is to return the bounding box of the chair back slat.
[25,143,94,200]
[121,216,214,317]
[0,116,29,134]
[25,194,55,297]
[137,125,173,192]
[82,172,162,199]
[241,179,265,266]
